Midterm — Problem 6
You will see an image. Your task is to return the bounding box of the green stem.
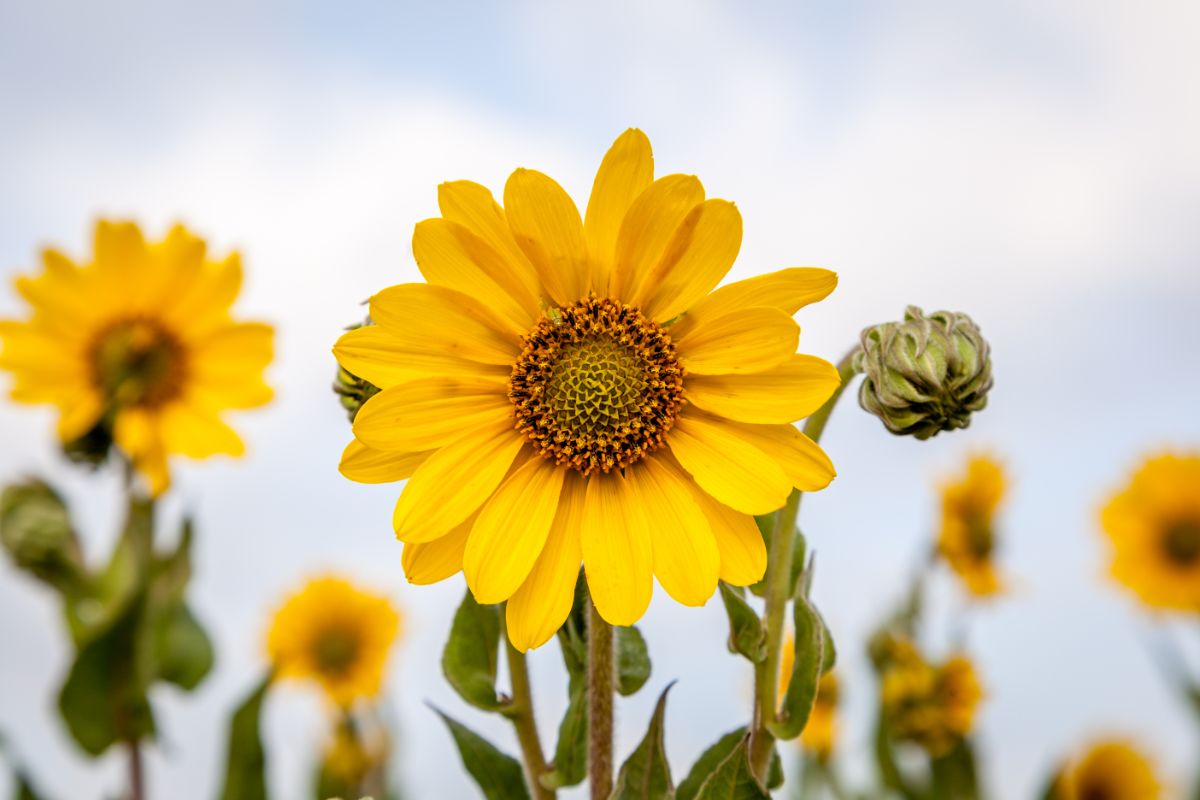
[587,597,614,800]
[749,350,859,782]
[505,636,555,800]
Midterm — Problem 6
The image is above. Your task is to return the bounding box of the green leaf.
[747,516,773,597]
[616,626,651,696]
[0,479,86,596]
[691,734,769,800]
[931,738,980,800]
[218,674,273,800]
[57,586,154,756]
[717,583,766,663]
[677,727,745,800]
[789,530,809,600]
[766,748,783,791]
[540,680,587,789]
[433,708,531,800]
[818,612,836,675]
[768,594,823,741]
[154,602,214,690]
[442,590,505,712]
[556,573,588,691]
[611,683,675,799]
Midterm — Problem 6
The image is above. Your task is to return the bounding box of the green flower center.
[89,318,185,409]
[1162,518,1200,566]
[313,628,361,677]
[509,298,685,475]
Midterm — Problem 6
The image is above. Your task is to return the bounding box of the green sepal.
[442,590,506,712]
[540,680,587,790]
[432,707,532,800]
[717,583,766,663]
[747,516,773,597]
[616,625,651,696]
[611,683,675,799]
[768,594,824,740]
[690,734,769,800]
[218,673,273,800]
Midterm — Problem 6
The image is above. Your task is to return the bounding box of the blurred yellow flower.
[0,220,273,495]
[1052,740,1161,800]
[936,454,1006,597]
[778,633,839,761]
[881,641,982,757]
[1101,452,1200,612]
[334,129,841,650]
[267,576,401,706]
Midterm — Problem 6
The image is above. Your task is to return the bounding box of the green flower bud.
[853,306,992,440]
[333,317,381,423]
[0,479,85,591]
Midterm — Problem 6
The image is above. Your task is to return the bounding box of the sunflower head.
[854,305,992,440]
[1101,452,1200,613]
[880,641,982,757]
[266,576,402,706]
[333,129,842,649]
[0,220,274,495]
[937,454,1007,598]
[1052,740,1161,800]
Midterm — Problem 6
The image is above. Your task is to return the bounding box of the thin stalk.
[587,597,614,800]
[121,456,150,800]
[127,739,144,800]
[504,636,555,800]
[749,350,859,782]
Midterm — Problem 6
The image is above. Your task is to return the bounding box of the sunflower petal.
[676,268,838,339]
[333,324,510,389]
[352,378,511,453]
[609,174,704,299]
[638,199,743,322]
[438,180,542,301]
[369,283,523,361]
[667,413,791,515]
[581,472,653,626]
[721,421,836,492]
[159,403,245,458]
[686,355,841,424]
[631,456,719,606]
[504,168,590,306]
[340,439,431,484]
[677,307,798,375]
[584,129,654,291]
[684,476,767,585]
[402,517,472,585]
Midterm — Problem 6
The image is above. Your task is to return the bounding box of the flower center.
[1162,518,1200,566]
[963,508,994,561]
[508,298,685,475]
[89,318,186,409]
[313,628,360,677]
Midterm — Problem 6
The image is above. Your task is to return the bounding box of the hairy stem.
[587,597,614,800]
[750,350,860,781]
[127,740,144,800]
[505,637,555,800]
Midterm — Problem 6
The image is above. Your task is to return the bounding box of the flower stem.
[587,596,614,800]
[127,740,144,800]
[505,637,555,800]
[749,350,860,782]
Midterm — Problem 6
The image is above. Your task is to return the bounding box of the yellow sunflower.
[267,576,401,706]
[1052,740,1161,800]
[880,643,982,757]
[936,453,1006,598]
[334,129,840,650]
[1101,452,1200,612]
[0,220,273,495]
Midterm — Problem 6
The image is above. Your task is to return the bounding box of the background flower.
[937,453,1007,598]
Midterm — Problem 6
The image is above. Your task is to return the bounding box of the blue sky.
[2,1,1199,798]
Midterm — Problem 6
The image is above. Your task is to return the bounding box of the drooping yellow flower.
[936,454,1006,598]
[880,641,982,757]
[267,576,402,706]
[1101,452,1200,612]
[334,129,840,650]
[0,221,273,495]
[1052,740,1161,800]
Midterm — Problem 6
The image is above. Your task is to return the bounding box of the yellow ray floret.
[936,453,1007,598]
[333,129,841,649]
[0,220,273,495]
[266,576,402,706]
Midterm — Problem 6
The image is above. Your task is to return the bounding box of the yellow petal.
[608,174,704,299]
[165,253,244,338]
[113,409,171,497]
[352,378,511,453]
[674,267,838,338]
[630,456,719,606]
[339,439,431,484]
[412,218,539,328]
[438,181,542,301]
[159,403,246,458]
[677,307,798,375]
[370,283,523,363]
[333,324,509,389]
[667,413,791,515]
[402,517,472,585]
[188,323,275,409]
[464,457,565,604]
[584,129,654,291]
[392,419,526,543]
[581,472,653,626]
[686,355,841,424]
[56,393,104,441]
[506,471,585,652]
[638,200,743,322]
[722,421,836,492]
[695,490,767,586]
[503,168,590,306]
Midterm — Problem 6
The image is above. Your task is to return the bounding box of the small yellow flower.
[267,576,401,706]
[880,641,982,757]
[1101,452,1200,612]
[936,454,1006,598]
[335,129,841,650]
[1052,740,1161,800]
[0,220,273,495]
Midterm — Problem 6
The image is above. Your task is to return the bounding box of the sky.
[1,1,1199,797]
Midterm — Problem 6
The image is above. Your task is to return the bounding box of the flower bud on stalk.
[332,317,380,422]
[854,306,993,440]
[0,480,85,591]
